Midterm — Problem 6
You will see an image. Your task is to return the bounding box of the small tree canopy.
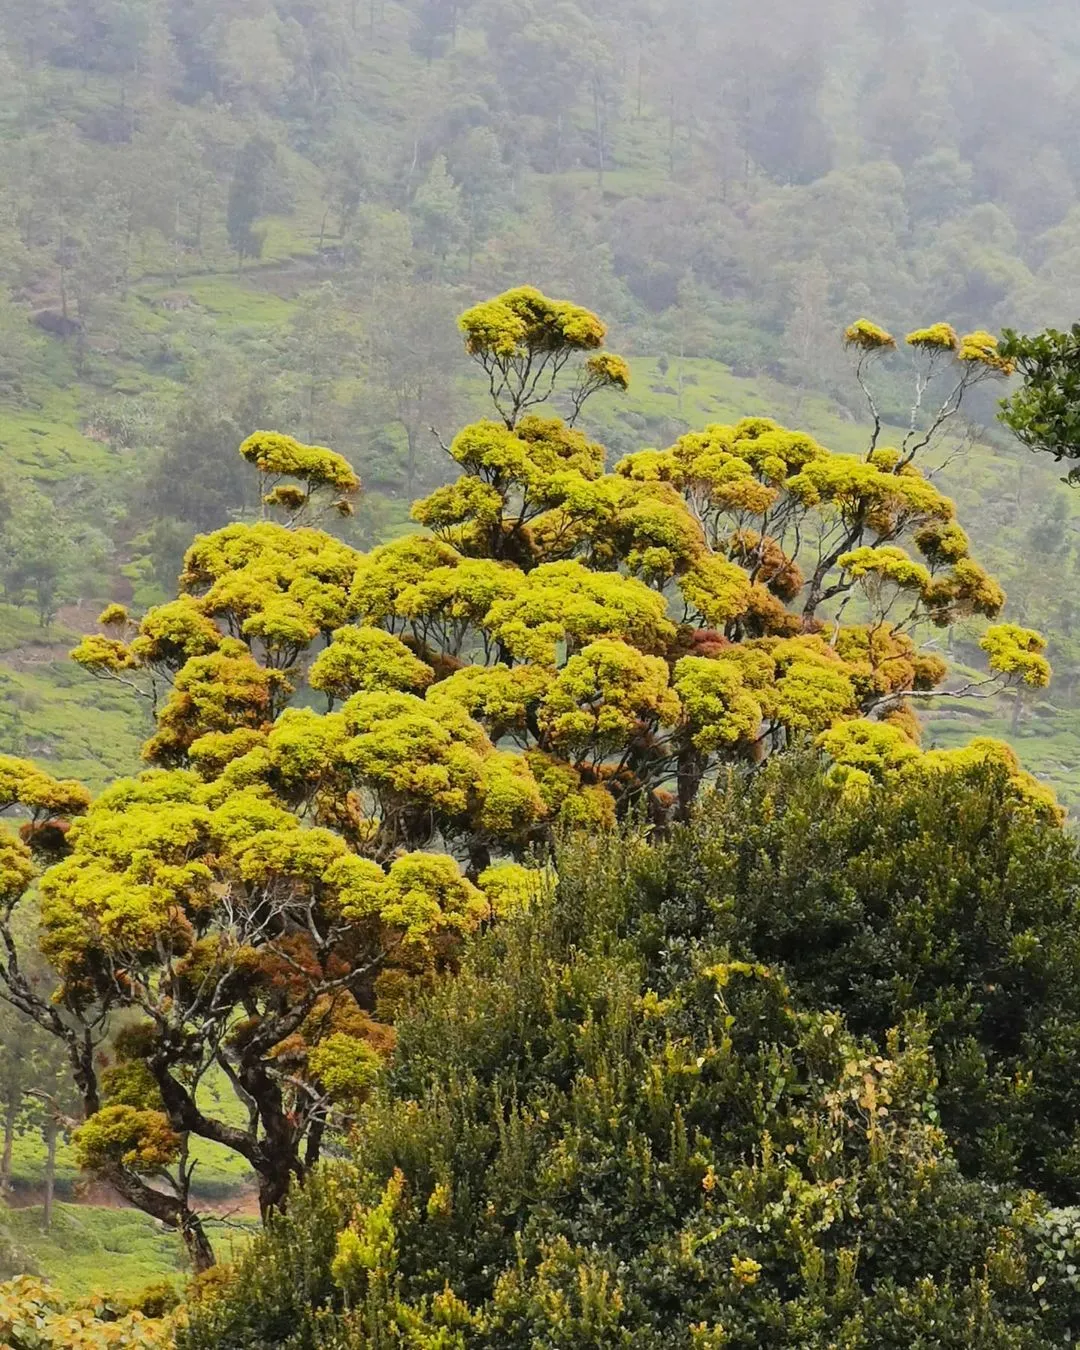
[999,324,1080,480]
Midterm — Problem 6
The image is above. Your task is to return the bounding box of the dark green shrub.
[181,756,1080,1346]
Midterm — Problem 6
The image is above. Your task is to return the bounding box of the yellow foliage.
[674,657,763,752]
[239,430,360,496]
[979,624,1052,688]
[484,561,675,666]
[820,720,1060,818]
[310,626,434,700]
[427,664,553,738]
[0,825,35,906]
[477,861,549,916]
[957,330,1015,374]
[306,1032,381,1105]
[73,1105,181,1173]
[844,319,896,351]
[0,753,91,820]
[458,286,606,360]
[838,544,933,595]
[539,639,680,758]
[905,323,960,352]
[584,350,631,390]
[0,1275,173,1349]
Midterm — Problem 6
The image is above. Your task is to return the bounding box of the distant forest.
[2,0,1080,714]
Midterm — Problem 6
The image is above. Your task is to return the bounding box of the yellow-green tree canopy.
[457,286,630,428]
[1,289,1051,1272]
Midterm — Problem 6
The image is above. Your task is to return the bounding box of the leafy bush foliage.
[180,754,1080,1347]
[0,1275,172,1348]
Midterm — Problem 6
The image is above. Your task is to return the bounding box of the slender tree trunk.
[42,1117,57,1231]
[406,426,417,497]
[637,48,644,118]
[181,1211,216,1272]
[1,1097,18,1190]
[593,79,605,189]
[103,1163,217,1271]
[676,746,706,822]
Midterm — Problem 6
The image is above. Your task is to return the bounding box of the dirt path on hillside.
[5,1179,262,1219]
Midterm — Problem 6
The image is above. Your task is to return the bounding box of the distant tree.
[277,281,360,444]
[0,1002,36,1194]
[478,0,592,171]
[410,154,465,272]
[367,282,462,492]
[408,0,462,62]
[906,148,974,227]
[140,358,270,533]
[16,1029,78,1230]
[320,132,368,244]
[737,42,833,185]
[448,127,509,265]
[227,134,277,267]
[0,486,82,627]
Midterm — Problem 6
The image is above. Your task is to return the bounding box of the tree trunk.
[676,746,706,823]
[257,1163,297,1223]
[181,1209,216,1272]
[42,1117,57,1231]
[406,426,417,497]
[593,80,605,189]
[104,1163,217,1271]
[1,1097,18,1191]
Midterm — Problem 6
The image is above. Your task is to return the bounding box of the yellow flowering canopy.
[240,430,361,521]
[457,286,629,429]
[1,290,1052,1270]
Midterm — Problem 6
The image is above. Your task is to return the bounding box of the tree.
[998,324,1080,480]
[0,289,1049,1272]
[227,133,277,267]
[0,954,73,1226]
[0,485,103,628]
[367,282,463,494]
[140,354,269,536]
[410,154,465,273]
[448,127,509,266]
[0,1002,36,1194]
[277,281,360,445]
[737,41,834,185]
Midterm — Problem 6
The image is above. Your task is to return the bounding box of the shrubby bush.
[640,754,1080,1199]
[0,1275,174,1348]
[181,755,1080,1348]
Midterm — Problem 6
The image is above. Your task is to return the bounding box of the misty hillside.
[6,0,1080,1332]
[1,0,1080,712]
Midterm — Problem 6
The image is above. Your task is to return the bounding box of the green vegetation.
[0,0,1079,1328]
[3,281,1046,1274]
[181,755,1080,1347]
[1,1204,186,1301]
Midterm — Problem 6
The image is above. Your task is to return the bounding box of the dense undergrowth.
[179,755,1080,1348]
